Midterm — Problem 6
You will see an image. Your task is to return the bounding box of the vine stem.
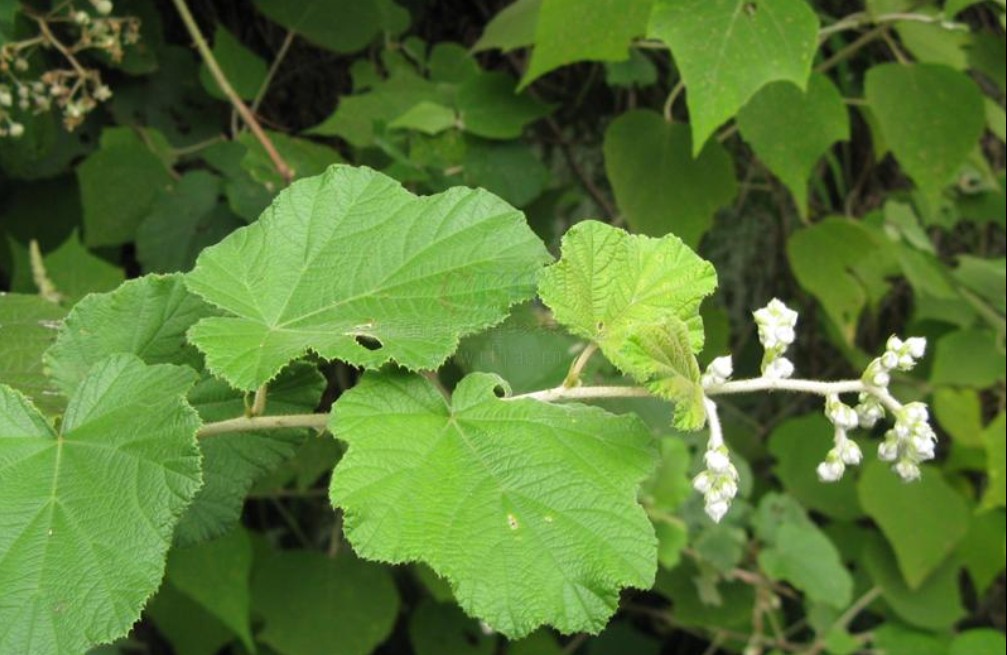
[196,377,903,437]
[198,413,328,438]
[563,342,598,388]
[170,0,293,184]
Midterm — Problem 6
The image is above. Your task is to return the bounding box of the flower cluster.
[0,1,139,137]
[878,402,937,481]
[692,445,739,523]
[816,394,864,482]
[862,335,927,388]
[753,299,797,379]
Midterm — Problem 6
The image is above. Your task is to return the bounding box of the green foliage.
[0,355,201,654]
[0,0,1004,652]
[185,165,550,391]
[329,371,656,637]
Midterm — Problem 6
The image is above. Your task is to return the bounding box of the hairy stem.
[170,0,293,184]
[563,342,598,388]
[198,413,328,438]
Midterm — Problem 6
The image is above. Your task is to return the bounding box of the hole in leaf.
[492,385,506,398]
[743,1,757,15]
[354,334,383,351]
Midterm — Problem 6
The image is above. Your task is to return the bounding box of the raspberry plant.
[1,0,1004,654]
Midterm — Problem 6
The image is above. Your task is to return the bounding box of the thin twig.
[170,0,293,184]
[252,29,296,114]
[663,80,684,123]
[250,385,268,416]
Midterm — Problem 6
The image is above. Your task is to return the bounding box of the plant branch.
[663,80,684,123]
[252,29,296,114]
[170,0,293,184]
[563,342,598,388]
[819,11,959,38]
[198,413,328,438]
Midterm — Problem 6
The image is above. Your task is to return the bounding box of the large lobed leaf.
[329,372,657,637]
[0,293,66,415]
[0,354,202,654]
[185,165,551,391]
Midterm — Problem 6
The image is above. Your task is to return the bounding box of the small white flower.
[705,448,732,473]
[93,0,114,14]
[775,325,795,346]
[763,357,794,379]
[878,439,899,462]
[817,459,845,482]
[692,471,713,494]
[905,337,927,359]
[0,88,11,107]
[895,460,921,481]
[705,499,730,523]
[886,335,904,353]
[871,371,890,387]
[881,351,899,370]
[73,10,90,24]
[838,439,862,465]
[708,356,733,381]
[8,122,24,138]
[904,402,928,423]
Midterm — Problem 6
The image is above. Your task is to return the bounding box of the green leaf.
[202,140,274,223]
[896,10,971,71]
[137,171,244,274]
[953,255,1006,315]
[865,63,985,207]
[605,49,659,88]
[473,0,540,53]
[0,354,201,654]
[958,508,1006,591]
[329,371,657,637]
[309,68,445,147]
[858,460,970,588]
[389,101,458,135]
[198,26,268,101]
[983,413,1006,508]
[252,547,400,655]
[252,0,384,53]
[175,363,326,544]
[737,74,849,215]
[77,128,174,247]
[409,600,495,655]
[0,294,65,414]
[862,536,964,630]
[31,230,124,302]
[145,584,237,655]
[185,165,550,391]
[767,414,863,521]
[44,274,214,396]
[951,629,1007,655]
[520,0,654,87]
[933,388,984,448]
[618,318,706,430]
[458,72,553,139]
[164,528,254,651]
[603,110,737,245]
[757,522,853,609]
[930,328,1006,388]
[237,130,344,191]
[463,139,550,208]
[538,220,717,380]
[649,0,819,152]
[872,622,952,655]
[787,217,895,344]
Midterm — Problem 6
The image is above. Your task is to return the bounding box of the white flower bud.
[871,371,890,387]
[692,471,713,494]
[708,356,733,381]
[705,499,730,523]
[878,439,899,462]
[839,440,862,465]
[912,435,935,460]
[775,325,795,345]
[764,357,794,380]
[886,335,904,353]
[74,10,90,24]
[817,459,845,482]
[881,352,899,370]
[93,0,114,14]
[93,85,113,101]
[895,460,921,481]
[904,403,928,423]
[8,122,24,138]
[705,448,731,473]
[898,354,914,369]
[905,337,926,359]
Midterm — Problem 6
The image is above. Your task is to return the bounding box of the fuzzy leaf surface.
[329,371,657,637]
[185,165,550,391]
[538,220,716,383]
[0,354,201,654]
